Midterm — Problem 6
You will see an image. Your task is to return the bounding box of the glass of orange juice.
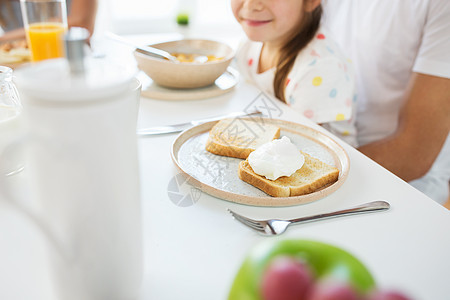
[20,0,68,62]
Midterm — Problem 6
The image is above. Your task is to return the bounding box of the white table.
[1,34,450,300]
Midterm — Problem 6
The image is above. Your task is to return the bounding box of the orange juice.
[26,22,67,62]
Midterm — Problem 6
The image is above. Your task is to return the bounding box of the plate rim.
[140,66,239,101]
[171,118,350,207]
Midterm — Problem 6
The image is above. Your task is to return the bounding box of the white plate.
[138,67,239,101]
[171,118,350,207]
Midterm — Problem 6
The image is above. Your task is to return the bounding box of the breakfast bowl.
[133,39,235,89]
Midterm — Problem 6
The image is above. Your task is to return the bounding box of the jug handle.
[0,159,70,262]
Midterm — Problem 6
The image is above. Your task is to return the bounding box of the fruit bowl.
[229,239,412,300]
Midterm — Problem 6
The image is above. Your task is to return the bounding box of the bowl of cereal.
[134,39,234,89]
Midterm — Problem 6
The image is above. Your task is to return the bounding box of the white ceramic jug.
[8,28,143,300]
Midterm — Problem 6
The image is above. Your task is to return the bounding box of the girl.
[231,0,357,146]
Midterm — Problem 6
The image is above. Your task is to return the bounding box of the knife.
[137,110,263,136]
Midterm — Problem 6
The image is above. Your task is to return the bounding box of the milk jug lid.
[14,28,136,103]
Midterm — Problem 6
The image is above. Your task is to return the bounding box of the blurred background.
[96,0,241,36]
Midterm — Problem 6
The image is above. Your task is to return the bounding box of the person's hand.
[67,0,98,36]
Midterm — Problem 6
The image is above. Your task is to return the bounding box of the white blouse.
[235,29,358,147]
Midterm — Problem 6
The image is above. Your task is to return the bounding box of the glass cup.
[20,0,68,62]
[0,66,24,177]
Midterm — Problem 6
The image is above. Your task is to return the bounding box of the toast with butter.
[206,118,280,159]
[238,152,339,197]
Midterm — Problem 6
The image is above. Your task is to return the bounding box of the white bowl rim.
[134,39,235,65]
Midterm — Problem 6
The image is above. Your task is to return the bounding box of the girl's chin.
[242,30,268,42]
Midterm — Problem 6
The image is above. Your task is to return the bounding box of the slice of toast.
[206,118,281,159]
[238,152,339,197]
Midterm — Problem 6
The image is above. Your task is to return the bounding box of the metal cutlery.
[137,110,263,136]
[105,31,178,62]
[228,200,390,236]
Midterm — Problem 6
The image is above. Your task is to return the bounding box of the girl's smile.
[231,0,308,45]
[241,18,272,27]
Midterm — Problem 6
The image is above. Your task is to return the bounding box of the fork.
[228,200,390,235]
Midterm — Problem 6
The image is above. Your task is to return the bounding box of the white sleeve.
[234,39,254,83]
[285,56,355,124]
[413,0,450,78]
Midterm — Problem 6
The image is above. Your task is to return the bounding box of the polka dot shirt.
[235,28,358,147]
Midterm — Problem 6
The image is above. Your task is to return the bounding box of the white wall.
[96,0,241,36]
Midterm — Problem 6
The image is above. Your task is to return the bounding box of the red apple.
[307,281,360,300]
[368,289,412,300]
[261,256,314,300]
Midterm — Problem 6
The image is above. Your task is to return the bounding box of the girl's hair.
[273,4,322,103]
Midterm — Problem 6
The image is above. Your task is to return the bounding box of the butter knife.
[137,110,262,136]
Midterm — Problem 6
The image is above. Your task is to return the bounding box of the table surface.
[1,32,450,300]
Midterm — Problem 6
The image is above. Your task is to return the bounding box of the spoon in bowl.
[105,32,210,63]
[105,31,178,62]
